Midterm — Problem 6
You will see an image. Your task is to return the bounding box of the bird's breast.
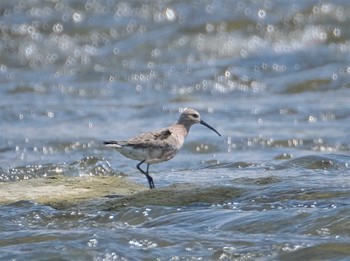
[170,128,187,150]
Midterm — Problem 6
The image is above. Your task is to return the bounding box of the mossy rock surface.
[104,183,243,210]
[0,175,146,209]
[0,176,242,210]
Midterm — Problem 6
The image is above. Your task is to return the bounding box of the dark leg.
[136,160,155,189]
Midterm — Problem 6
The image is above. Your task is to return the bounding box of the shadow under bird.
[103,108,221,189]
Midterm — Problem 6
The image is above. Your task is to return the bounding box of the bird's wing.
[104,128,173,149]
[126,128,172,149]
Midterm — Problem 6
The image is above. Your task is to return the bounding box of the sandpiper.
[103,108,221,189]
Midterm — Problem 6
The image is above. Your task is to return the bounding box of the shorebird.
[103,108,221,189]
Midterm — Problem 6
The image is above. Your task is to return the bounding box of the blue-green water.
[0,0,349,260]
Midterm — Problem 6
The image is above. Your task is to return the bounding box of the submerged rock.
[104,183,243,210]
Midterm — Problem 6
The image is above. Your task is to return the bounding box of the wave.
[0,156,117,182]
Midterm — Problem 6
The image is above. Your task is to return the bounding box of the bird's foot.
[146,174,155,189]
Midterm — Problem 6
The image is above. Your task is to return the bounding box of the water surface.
[0,0,349,260]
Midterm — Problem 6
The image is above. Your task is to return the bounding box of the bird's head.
[177,108,221,137]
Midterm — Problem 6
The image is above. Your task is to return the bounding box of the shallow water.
[1,0,350,260]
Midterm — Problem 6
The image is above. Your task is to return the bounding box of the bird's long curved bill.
[200,120,221,137]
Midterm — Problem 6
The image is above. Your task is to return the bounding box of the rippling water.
[1,0,349,260]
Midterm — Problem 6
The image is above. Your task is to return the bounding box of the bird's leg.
[136,161,155,189]
[145,163,155,189]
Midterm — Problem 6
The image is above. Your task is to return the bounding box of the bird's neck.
[172,122,190,137]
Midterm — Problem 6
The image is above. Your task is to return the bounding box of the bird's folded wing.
[127,128,173,149]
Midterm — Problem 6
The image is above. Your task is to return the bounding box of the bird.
[103,108,221,189]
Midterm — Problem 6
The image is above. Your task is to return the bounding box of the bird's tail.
[103,141,123,148]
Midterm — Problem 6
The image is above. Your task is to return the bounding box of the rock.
[0,177,242,210]
[0,175,146,209]
[104,183,243,210]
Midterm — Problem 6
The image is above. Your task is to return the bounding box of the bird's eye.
[192,114,199,118]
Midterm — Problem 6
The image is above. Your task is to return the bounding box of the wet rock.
[0,177,242,210]
[104,183,243,210]
[0,175,146,209]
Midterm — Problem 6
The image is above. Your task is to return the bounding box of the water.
[1,0,350,260]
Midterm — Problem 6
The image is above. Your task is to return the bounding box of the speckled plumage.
[104,108,221,189]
